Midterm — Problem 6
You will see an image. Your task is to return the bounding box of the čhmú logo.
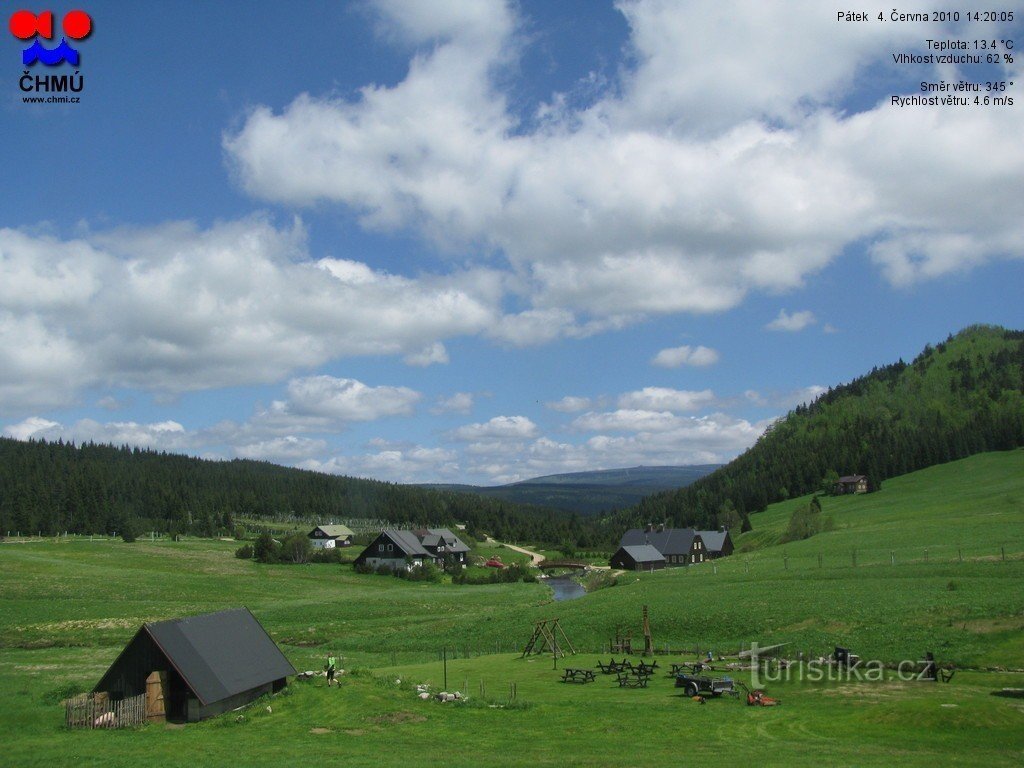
[9,9,92,66]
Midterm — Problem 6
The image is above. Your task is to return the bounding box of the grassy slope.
[1,450,1022,765]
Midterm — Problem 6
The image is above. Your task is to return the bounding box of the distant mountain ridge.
[420,465,721,514]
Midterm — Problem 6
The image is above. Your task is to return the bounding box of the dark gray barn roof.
[384,529,432,557]
[144,608,295,705]
[424,528,471,553]
[696,530,729,553]
[620,528,699,557]
[617,544,665,563]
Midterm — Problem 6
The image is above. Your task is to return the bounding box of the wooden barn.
[619,526,708,566]
[696,528,735,559]
[610,544,666,571]
[94,608,295,723]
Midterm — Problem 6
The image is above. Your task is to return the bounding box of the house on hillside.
[415,528,471,567]
[610,544,666,571]
[618,526,708,566]
[94,608,294,723]
[308,524,354,549]
[834,475,869,495]
[353,529,440,571]
[695,528,735,559]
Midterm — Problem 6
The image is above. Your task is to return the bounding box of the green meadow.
[1,450,1022,766]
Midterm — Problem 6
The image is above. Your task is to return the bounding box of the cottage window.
[387,544,393,552]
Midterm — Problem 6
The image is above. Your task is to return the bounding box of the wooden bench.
[635,661,658,675]
[561,668,596,684]
[596,658,629,674]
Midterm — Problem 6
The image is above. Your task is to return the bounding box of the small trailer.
[674,672,737,698]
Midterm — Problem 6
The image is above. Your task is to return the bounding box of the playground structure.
[522,618,576,659]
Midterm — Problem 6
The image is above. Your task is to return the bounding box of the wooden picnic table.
[561,668,596,684]
[616,669,651,688]
[595,658,630,674]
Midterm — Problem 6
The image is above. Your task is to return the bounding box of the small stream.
[546,573,587,601]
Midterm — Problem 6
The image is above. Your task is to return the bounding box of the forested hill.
[623,325,1024,531]
[0,440,588,544]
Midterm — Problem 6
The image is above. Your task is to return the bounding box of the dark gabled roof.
[383,529,432,557]
[309,524,354,539]
[837,475,866,483]
[144,608,295,706]
[616,544,665,564]
[620,528,698,556]
[426,528,470,553]
[696,530,729,553]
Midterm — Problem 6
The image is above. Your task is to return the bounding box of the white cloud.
[430,392,474,415]
[651,344,719,368]
[3,417,193,452]
[617,387,715,412]
[451,415,538,441]
[766,309,816,332]
[302,445,461,484]
[235,436,328,462]
[545,395,593,413]
[224,0,1023,331]
[0,219,496,411]
[3,416,61,441]
[404,342,449,367]
[261,376,421,427]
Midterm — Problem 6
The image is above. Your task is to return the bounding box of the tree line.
[0,438,598,547]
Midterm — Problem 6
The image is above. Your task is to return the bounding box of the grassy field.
[1,450,1022,765]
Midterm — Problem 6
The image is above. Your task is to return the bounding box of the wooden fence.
[65,692,146,729]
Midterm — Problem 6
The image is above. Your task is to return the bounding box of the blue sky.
[2,1,1022,484]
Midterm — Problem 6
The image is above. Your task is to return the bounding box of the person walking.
[326,653,337,686]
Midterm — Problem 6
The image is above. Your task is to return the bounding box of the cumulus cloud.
[302,445,461,484]
[0,219,497,411]
[252,376,421,434]
[234,435,328,462]
[3,416,62,441]
[430,392,474,415]
[546,395,593,413]
[451,415,538,441]
[404,342,450,367]
[651,344,719,368]
[617,387,715,412]
[2,416,193,452]
[766,309,816,332]
[224,0,1024,331]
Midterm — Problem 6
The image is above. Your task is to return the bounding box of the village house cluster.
[610,525,735,571]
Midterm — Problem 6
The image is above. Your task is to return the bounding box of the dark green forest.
[0,440,591,545]
[623,325,1024,531]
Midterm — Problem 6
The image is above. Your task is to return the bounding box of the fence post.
[890,550,895,566]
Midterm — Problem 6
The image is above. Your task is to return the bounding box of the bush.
[353,562,375,575]
[282,533,312,564]
[235,543,254,559]
[310,547,346,564]
[406,563,443,582]
[253,533,281,564]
